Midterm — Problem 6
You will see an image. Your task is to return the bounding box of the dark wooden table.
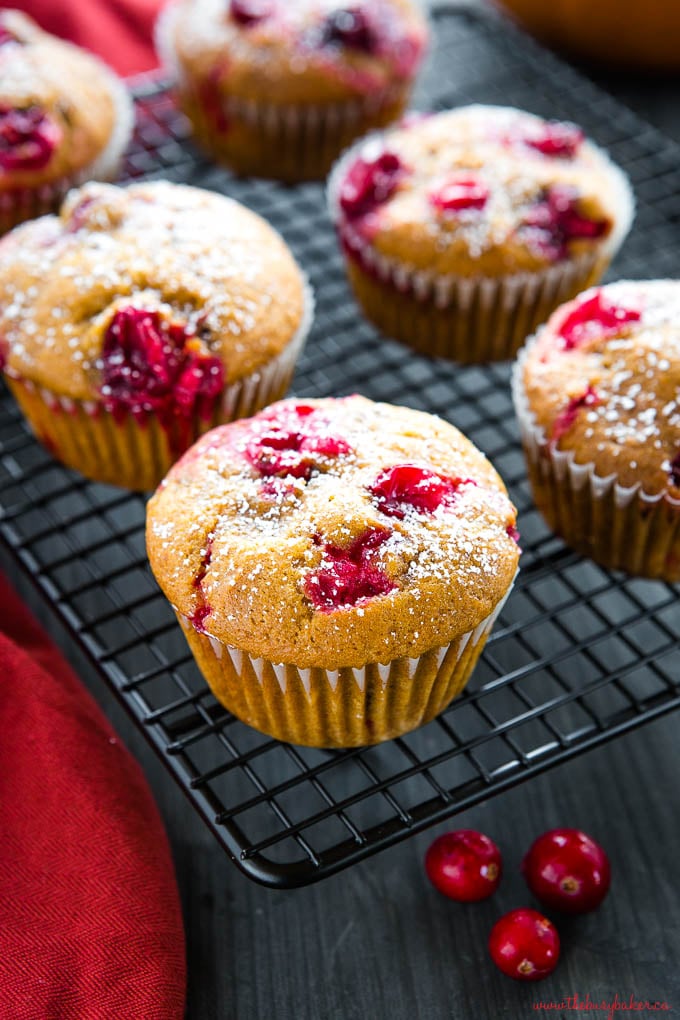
[20,10,680,1020]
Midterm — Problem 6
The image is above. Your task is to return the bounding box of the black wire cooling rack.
[1,2,679,888]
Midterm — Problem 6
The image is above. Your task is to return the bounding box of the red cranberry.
[524,120,584,158]
[430,175,489,213]
[369,464,467,519]
[488,908,560,981]
[0,106,61,173]
[425,830,502,902]
[0,25,20,47]
[321,7,377,54]
[245,404,352,480]
[305,527,396,611]
[522,828,611,914]
[507,524,521,545]
[551,385,600,443]
[190,537,214,633]
[521,185,610,261]
[669,451,680,488]
[229,0,273,26]
[339,151,404,220]
[100,307,224,428]
[557,290,642,350]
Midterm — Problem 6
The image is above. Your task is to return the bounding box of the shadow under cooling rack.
[1,3,679,887]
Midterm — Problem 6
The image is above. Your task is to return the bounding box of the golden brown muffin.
[147,395,519,746]
[0,180,312,490]
[156,0,428,181]
[329,105,634,362]
[513,279,680,580]
[0,9,133,233]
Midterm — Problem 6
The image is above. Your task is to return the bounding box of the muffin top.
[330,105,633,277]
[161,0,428,105]
[517,280,680,498]
[0,10,129,190]
[0,181,308,415]
[147,395,519,669]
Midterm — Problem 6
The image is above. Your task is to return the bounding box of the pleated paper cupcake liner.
[327,124,635,363]
[5,282,313,490]
[175,580,515,748]
[155,3,411,181]
[0,67,134,236]
[512,338,680,580]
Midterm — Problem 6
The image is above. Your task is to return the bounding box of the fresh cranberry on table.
[229,0,274,27]
[557,291,641,350]
[370,464,466,519]
[521,828,611,914]
[425,830,502,902]
[321,7,377,54]
[488,908,560,981]
[524,120,584,158]
[0,106,61,173]
[339,152,404,220]
[430,176,490,213]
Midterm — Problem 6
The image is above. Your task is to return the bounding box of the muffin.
[513,280,680,580]
[156,0,428,182]
[0,9,133,235]
[146,395,520,747]
[0,180,313,490]
[328,105,634,362]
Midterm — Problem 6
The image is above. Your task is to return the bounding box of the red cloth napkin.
[0,574,186,1019]
[9,0,163,75]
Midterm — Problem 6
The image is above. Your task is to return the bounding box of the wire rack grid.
[1,2,679,887]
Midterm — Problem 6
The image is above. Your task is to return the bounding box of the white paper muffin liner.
[512,329,680,579]
[0,63,134,235]
[155,2,413,181]
[4,280,314,490]
[174,577,516,748]
[327,113,635,362]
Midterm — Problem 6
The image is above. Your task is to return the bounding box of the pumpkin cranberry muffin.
[146,395,519,747]
[156,0,428,182]
[0,180,312,490]
[513,279,680,580]
[0,9,133,234]
[329,105,633,362]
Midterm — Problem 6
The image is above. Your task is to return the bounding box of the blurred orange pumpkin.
[495,0,680,72]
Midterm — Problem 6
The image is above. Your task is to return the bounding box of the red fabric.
[0,574,186,1019]
[9,0,164,75]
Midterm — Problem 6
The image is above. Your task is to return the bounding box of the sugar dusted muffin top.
[0,180,307,405]
[517,280,680,496]
[146,395,519,669]
[330,105,633,277]
[0,10,128,189]
[162,0,428,105]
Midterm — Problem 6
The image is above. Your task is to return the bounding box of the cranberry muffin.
[329,105,633,362]
[156,0,428,181]
[513,280,680,580]
[0,9,133,234]
[0,180,312,490]
[147,395,519,747]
